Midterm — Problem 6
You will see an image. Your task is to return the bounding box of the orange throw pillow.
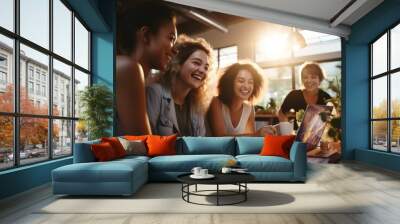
[124,135,148,141]
[260,135,296,159]
[101,137,126,158]
[91,142,117,161]
[146,135,177,157]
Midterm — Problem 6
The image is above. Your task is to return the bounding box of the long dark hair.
[117,0,176,55]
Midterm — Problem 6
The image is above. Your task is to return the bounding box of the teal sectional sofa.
[52,137,307,196]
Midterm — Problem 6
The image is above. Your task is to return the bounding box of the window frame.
[214,45,238,69]
[369,20,400,154]
[0,0,92,171]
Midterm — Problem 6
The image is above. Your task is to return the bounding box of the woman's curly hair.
[218,60,264,105]
[161,34,215,114]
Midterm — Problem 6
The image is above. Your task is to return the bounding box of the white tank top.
[221,103,253,135]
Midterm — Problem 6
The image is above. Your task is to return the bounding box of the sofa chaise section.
[52,142,149,196]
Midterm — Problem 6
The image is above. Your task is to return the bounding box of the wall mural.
[115,0,342,163]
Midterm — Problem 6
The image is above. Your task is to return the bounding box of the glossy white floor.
[1,161,400,224]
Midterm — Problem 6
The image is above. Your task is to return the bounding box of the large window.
[0,0,91,170]
[370,23,400,153]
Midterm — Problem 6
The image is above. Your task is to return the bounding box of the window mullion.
[49,0,53,160]
[387,30,391,152]
[13,0,20,167]
[71,11,76,155]
[370,45,373,149]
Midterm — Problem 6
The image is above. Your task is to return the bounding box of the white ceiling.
[228,0,352,23]
[165,0,384,38]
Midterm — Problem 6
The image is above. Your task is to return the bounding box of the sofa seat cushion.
[149,154,235,172]
[236,155,293,172]
[53,159,147,183]
[116,155,150,163]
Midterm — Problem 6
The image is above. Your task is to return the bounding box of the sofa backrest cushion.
[73,139,100,163]
[236,137,264,155]
[179,137,235,155]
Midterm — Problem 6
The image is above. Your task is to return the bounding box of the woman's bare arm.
[245,106,256,135]
[116,59,151,135]
[278,108,289,122]
[207,97,228,136]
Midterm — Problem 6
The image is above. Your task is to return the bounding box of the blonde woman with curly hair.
[146,35,214,136]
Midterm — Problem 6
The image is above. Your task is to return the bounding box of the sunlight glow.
[256,32,291,61]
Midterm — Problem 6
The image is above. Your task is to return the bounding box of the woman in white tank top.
[208,61,276,136]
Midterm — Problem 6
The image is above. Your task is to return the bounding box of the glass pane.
[20,0,49,49]
[213,49,218,66]
[391,72,400,118]
[53,119,72,158]
[372,121,388,151]
[75,120,88,143]
[0,116,13,170]
[0,0,14,31]
[74,69,89,118]
[0,34,14,112]
[391,120,400,153]
[259,66,292,108]
[391,24,400,70]
[219,46,237,68]
[74,17,89,70]
[20,117,49,165]
[53,0,72,60]
[372,33,387,76]
[372,77,387,119]
[53,59,72,117]
[20,44,49,115]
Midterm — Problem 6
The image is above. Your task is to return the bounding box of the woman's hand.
[256,125,277,136]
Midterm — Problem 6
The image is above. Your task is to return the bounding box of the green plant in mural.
[325,75,342,142]
[79,84,113,140]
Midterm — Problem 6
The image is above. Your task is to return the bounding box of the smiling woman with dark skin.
[146,35,213,136]
[116,1,177,135]
[278,62,331,123]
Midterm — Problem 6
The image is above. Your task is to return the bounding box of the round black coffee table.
[177,173,255,206]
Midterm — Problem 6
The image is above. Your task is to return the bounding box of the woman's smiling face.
[233,69,254,101]
[302,71,321,92]
[178,49,210,89]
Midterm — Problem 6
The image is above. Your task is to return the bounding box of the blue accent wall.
[344,0,400,171]
[0,0,116,200]
[0,158,72,199]
[91,0,116,135]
